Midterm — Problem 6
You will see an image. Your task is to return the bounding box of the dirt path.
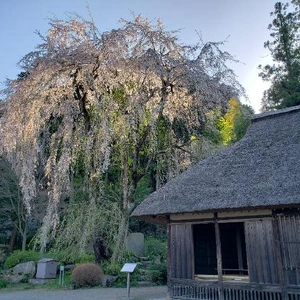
[0,285,168,300]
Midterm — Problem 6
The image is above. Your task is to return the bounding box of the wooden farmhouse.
[132,105,300,300]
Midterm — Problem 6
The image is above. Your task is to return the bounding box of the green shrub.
[148,263,167,284]
[45,250,71,265]
[102,261,143,287]
[144,237,167,261]
[76,253,94,264]
[71,263,103,287]
[4,250,40,269]
[0,279,7,289]
[47,250,94,265]
[121,250,139,263]
[102,261,122,276]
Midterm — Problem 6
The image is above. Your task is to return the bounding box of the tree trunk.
[21,226,27,251]
[8,224,17,252]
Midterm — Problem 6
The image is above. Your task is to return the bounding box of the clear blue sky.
[0,0,277,112]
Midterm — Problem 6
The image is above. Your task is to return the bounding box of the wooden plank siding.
[245,219,280,284]
[170,223,194,279]
[277,215,300,286]
[168,214,300,299]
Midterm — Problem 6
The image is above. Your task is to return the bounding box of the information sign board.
[121,263,137,273]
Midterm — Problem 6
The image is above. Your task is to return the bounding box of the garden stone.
[13,261,36,277]
[101,274,118,287]
[64,264,76,271]
[126,233,144,255]
[3,273,25,283]
[154,255,162,264]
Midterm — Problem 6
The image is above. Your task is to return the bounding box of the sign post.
[120,263,138,299]
[59,265,65,285]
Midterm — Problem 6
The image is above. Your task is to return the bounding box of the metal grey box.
[36,258,57,279]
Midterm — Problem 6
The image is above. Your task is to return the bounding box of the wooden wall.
[169,213,300,288]
[277,215,300,286]
[244,219,280,284]
[169,223,194,279]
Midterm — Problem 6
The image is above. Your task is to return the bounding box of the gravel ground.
[0,285,168,300]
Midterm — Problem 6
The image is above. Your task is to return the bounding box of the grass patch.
[0,272,73,292]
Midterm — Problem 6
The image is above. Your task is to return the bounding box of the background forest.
[0,0,299,275]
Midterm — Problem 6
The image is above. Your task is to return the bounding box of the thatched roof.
[132,105,300,223]
[0,101,4,116]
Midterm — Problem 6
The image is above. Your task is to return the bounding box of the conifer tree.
[259,2,300,110]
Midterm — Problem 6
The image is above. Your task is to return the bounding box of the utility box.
[36,258,57,279]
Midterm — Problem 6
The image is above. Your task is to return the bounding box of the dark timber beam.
[214,213,224,300]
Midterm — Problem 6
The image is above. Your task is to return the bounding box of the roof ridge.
[251,105,300,122]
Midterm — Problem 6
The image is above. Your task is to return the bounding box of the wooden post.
[236,226,244,274]
[273,215,287,300]
[167,222,172,298]
[214,213,224,300]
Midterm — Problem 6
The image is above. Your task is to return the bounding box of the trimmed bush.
[71,263,103,287]
[4,250,40,269]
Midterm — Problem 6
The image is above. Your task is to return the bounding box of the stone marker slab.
[126,233,144,255]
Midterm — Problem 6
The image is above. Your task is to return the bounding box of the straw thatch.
[0,101,4,116]
[132,105,300,223]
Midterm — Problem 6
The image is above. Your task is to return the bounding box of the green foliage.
[129,219,166,240]
[4,250,40,269]
[71,263,103,287]
[53,199,122,262]
[0,158,28,251]
[156,116,172,150]
[102,261,122,276]
[134,173,153,205]
[102,260,130,287]
[148,263,167,284]
[172,117,190,143]
[144,237,167,261]
[76,253,95,264]
[47,249,94,265]
[216,99,254,145]
[0,279,7,289]
[35,271,72,289]
[259,1,300,110]
[102,253,141,287]
[233,104,254,141]
[112,265,142,287]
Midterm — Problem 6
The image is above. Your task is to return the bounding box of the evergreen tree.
[259,1,300,110]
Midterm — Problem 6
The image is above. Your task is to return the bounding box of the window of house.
[193,223,217,276]
[193,222,248,281]
[220,222,248,276]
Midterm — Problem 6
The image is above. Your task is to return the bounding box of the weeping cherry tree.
[0,15,244,259]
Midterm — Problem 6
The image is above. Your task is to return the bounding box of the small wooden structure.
[132,105,300,300]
